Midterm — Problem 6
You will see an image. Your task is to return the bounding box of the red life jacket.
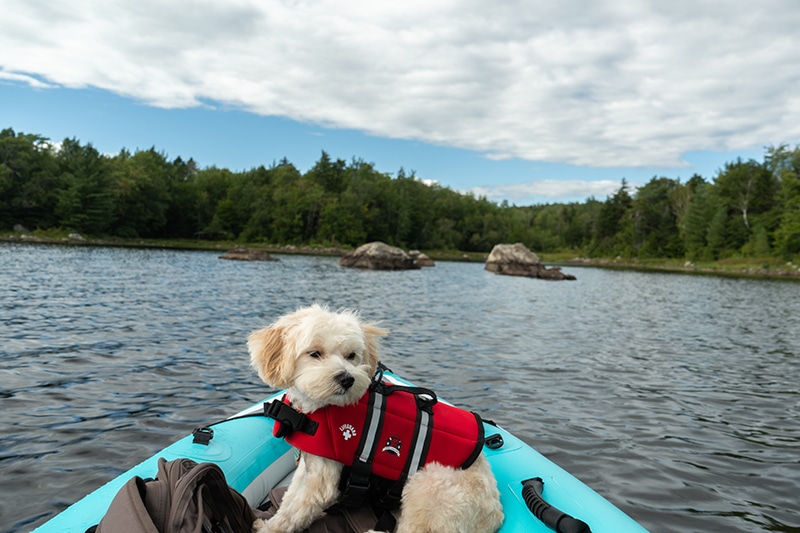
[267,380,485,484]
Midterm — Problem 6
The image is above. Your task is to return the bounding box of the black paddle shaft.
[521,477,592,533]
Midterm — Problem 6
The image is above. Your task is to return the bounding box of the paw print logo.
[339,424,357,441]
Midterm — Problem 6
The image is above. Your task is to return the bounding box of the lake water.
[1,242,798,532]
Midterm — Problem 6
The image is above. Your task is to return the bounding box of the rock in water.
[485,243,575,280]
[339,242,421,270]
[409,250,435,267]
[219,247,279,261]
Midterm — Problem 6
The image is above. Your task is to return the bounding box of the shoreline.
[3,233,799,281]
[560,257,800,280]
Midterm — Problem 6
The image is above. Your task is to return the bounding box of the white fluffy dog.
[248,305,503,533]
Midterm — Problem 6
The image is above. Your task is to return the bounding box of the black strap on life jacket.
[192,394,318,446]
[338,370,438,519]
[263,395,319,438]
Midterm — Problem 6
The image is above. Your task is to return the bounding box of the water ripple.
[1,243,799,532]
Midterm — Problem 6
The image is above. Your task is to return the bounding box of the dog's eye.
[346,352,357,360]
[309,351,321,358]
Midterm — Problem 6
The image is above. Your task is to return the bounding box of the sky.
[1,1,798,206]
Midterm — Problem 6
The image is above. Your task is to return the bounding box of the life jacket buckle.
[264,398,319,437]
[339,461,373,508]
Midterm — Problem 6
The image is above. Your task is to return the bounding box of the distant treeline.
[2,127,799,260]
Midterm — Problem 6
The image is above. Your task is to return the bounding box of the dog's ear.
[362,323,388,373]
[248,325,294,389]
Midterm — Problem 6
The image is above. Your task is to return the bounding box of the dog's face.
[248,305,387,410]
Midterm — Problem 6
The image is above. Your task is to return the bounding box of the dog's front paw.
[251,518,273,533]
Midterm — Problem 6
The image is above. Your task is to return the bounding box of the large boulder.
[485,243,575,280]
[339,242,421,270]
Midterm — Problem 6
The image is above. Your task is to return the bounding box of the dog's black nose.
[337,373,355,390]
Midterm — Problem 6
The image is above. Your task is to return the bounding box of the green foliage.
[592,179,632,256]
[630,177,684,258]
[683,180,713,260]
[1,128,61,229]
[767,145,800,259]
[706,206,729,259]
[3,125,800,263]
[55,138,115,234]
[742,223,771,257]
[109,148,172,238]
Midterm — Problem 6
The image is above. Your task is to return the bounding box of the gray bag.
[93,457,259,533]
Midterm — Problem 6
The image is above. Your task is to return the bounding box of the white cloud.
[0,69,55,89]
[1,0,799,168]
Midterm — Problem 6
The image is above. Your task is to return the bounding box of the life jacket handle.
[370,366,438,412]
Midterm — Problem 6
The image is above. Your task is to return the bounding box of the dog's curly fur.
[248,305,504,533]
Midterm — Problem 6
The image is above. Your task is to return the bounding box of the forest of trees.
[2,127,800,261]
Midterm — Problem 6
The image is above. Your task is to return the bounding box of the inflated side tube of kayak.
[521,477,592,533]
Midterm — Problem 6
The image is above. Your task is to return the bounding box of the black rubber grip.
[521,477,592,533]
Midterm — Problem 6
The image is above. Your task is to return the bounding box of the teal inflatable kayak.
[31,371,648,533]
